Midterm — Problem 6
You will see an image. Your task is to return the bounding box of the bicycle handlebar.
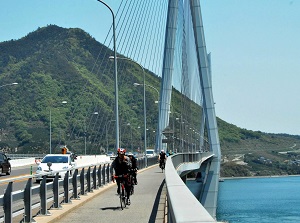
[113,174,128,179]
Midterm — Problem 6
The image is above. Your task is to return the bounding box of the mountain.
[1,25,300,176]
[0,24,165,154]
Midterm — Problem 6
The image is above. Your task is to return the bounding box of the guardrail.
[6,154,46,159]
[0,156,158,223]
[165,152,217,223]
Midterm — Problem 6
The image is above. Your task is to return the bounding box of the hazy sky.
[1,0,299,135]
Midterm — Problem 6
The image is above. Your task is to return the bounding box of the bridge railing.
[0,156,158,223]
[165,152,217,223]
[6,154,46,159]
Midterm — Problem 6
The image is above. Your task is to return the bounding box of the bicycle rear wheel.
[130,175,134,195]
[161,163,165,173]
[130,184,134,195]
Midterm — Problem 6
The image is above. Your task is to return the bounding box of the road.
[34,165,166,223]
[0,164,38,192]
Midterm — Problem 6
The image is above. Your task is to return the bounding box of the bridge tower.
[156,0,221,218]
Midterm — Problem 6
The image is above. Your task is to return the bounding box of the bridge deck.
[34,165,166,223]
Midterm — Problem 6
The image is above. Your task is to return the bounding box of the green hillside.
[1,25,300,176]
[0,25,168,154]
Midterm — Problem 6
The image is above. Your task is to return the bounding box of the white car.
[35,154,76,183]
[146,149,156,157]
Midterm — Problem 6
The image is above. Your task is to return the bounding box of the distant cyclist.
[111,148,132,205]
[127,153,138,185]
[158,150,167,168]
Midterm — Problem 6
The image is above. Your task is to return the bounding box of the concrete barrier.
[75,155,111,166]
[9,155,111,168]
[10,158,36,167]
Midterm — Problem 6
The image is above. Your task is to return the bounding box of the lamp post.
[134,83,159,103]
[130,126,133,151]
[105,119,116,154]
[84,112,99,155]
[98,0,119,151]
[175,117,182,152]
[0,82,18,88]
[134,83,160,154]
[153,130,156,149]
[50,100,67,154]
[172,111,182,152]
[120,122,130,148]
[109,56,147,167]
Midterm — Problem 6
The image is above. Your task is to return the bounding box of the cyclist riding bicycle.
[158,149,167,168]
[111,148,132,205]
[127,153,138,185]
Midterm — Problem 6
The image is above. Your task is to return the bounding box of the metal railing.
[6,154,46,160]
[0,156,158,223]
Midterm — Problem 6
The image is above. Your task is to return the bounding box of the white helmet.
[161,150,164,153]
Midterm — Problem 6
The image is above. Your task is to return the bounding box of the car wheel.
[6,167,11,175]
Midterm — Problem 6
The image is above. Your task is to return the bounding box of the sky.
[1,0,299,135]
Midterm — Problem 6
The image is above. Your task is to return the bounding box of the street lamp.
[50,100,67,154]
[133,83,159,103]
[120,122,130,148]
[84,112,99,155]
[0,82,18,88]
[109,56,147,167]
[134,83,161,154]
[97,0,119,151]
[105,119,116,154]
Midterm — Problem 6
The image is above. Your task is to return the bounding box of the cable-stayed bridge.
[0,0,221,222]
[87,0,221,219]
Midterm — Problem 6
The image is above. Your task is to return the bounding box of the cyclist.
[158,149,167,169]
[127,153,138,185]
[111,148,132,205]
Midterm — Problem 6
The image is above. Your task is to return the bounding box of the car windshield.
[42,156,68,163]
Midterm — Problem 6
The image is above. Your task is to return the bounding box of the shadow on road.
[100,206,122,211]
[148,179,165,223]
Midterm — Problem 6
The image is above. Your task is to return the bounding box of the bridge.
[0,153,218,223]
[34,153,217,223]
[92,1,221,220]
[0,0,222,222]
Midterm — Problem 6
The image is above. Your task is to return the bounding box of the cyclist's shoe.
[126,198,131,205]
[134,181,138,185]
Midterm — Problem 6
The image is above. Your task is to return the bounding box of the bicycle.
[159,160,165,173]
[128,169,136,195]
[113,174,129,210]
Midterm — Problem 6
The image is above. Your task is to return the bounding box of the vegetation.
[1,25,300,176]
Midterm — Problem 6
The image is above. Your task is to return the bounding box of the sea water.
[217,176,300,223]
[186,176,300,222]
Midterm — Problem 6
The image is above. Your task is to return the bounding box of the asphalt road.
[41,165,166,223]
[0,164,38,192]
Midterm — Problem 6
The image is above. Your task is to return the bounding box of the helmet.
[161,150,164,153]
[118,148,126,154]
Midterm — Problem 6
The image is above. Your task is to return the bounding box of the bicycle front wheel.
[120,186,126,209]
